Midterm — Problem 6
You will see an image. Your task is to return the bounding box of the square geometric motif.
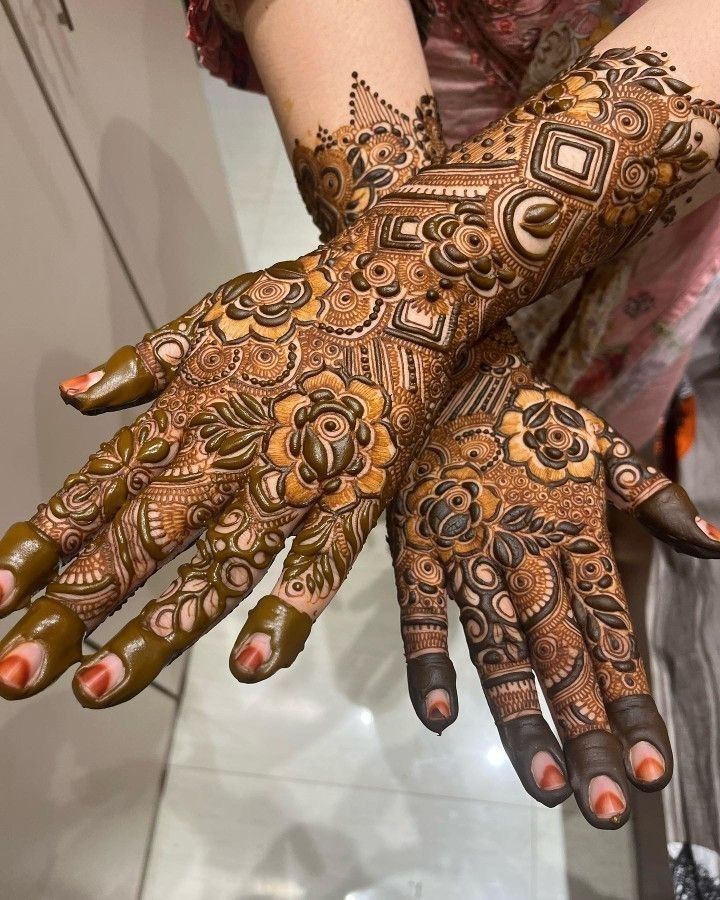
[529,121,616,201]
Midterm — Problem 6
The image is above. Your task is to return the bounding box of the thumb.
[59,291,215,415]
[599,423,720,559]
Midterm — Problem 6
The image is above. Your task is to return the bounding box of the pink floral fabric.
[186,0,720,445]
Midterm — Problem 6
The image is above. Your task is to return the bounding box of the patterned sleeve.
[186,0,431,94]
[185,0,264,92]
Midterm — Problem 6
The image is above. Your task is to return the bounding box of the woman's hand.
[388,323,720,829]
[1,38,720,708]
[0,226,490,705]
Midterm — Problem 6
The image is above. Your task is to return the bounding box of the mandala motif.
[407,464,501,550]
[204,261,328,344]
[266,370,397,510]
[498,388,602,484]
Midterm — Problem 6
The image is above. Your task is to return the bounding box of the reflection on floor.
[142,74,638,900]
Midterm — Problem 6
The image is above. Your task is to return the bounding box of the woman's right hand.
[388,323,720,829]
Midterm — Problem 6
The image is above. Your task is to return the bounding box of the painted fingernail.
[0,569,16,610]
[531,751,566,791]
[234,633,271,673]
[425,688,451,722]
[75,653,124,699]
[695,516,720,541]
[60,370,103,397]
[630,740,666,783]
[589,775,626,818]
[0,640,44,690]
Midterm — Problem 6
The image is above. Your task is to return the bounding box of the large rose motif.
[204,260,327,343]
[407,465,501,549]
[266,370,397,510]
[498,388,601,484]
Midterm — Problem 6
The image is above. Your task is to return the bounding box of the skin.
[1,31,720,830]
[387,323,720,827]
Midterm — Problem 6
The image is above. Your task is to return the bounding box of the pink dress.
[186,0,720,448]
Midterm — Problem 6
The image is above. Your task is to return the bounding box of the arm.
[0,0,718,722]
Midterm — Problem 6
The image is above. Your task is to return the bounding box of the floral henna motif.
[292,74,445,241]
[1,48,720,711]
[388,320,720,824]
[390,324,669,731]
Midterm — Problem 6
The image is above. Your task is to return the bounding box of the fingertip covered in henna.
[0,522,60,618]
[59,346,157,415]
[72,624,174,708]
[405,653,458,735]
[230,595,313,684]
[563,730,631,829]
[0,598,84,700]
[606,694,673,792]
[635,484,720,559]
[498,716,571,807]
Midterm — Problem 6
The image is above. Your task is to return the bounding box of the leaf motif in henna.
[190,394,271,471]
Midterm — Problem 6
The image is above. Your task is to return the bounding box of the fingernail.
[425,688,451,721]
[75,653,124,699]
[234,633,271,673]
[630,740,666,783]
[589,775,626,818]
[0,640,44,690]
[531,751,566,790]
[0,569,16,610]
[60,370,103,397]
[696,516,720,541]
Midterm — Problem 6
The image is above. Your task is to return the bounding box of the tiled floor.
[142,74,638,900]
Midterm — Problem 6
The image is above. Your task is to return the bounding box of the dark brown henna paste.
[1,47,719,711]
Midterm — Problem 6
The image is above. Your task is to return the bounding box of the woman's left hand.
[388,322,720,829]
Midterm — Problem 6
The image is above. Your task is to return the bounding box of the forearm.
[235,0,444,240]
[348,0,720,339]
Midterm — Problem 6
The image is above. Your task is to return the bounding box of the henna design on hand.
[388,322,718,828]
[0,48,719,717]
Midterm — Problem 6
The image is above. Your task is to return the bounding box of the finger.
[391,527,457,735]
[447,554,571,806]
[636,483,720,558]
[509,554,630,828]
[600,425,720,558]
[231,499,381,684]
[72,492,305,708]
[59,292,216,414]
[0,442,235,699]
[561,536,673,792]
[0,396,183,617]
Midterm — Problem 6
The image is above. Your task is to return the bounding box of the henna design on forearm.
[1,47,719,717]
[292,74,445,241]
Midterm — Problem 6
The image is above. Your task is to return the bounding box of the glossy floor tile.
[533,806,637,900]
[143,766,533,900]
[168,525,531,809]
[0,677,177,899]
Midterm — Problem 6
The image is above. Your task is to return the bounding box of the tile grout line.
[167,758,541,813]
[135,654,193,900]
